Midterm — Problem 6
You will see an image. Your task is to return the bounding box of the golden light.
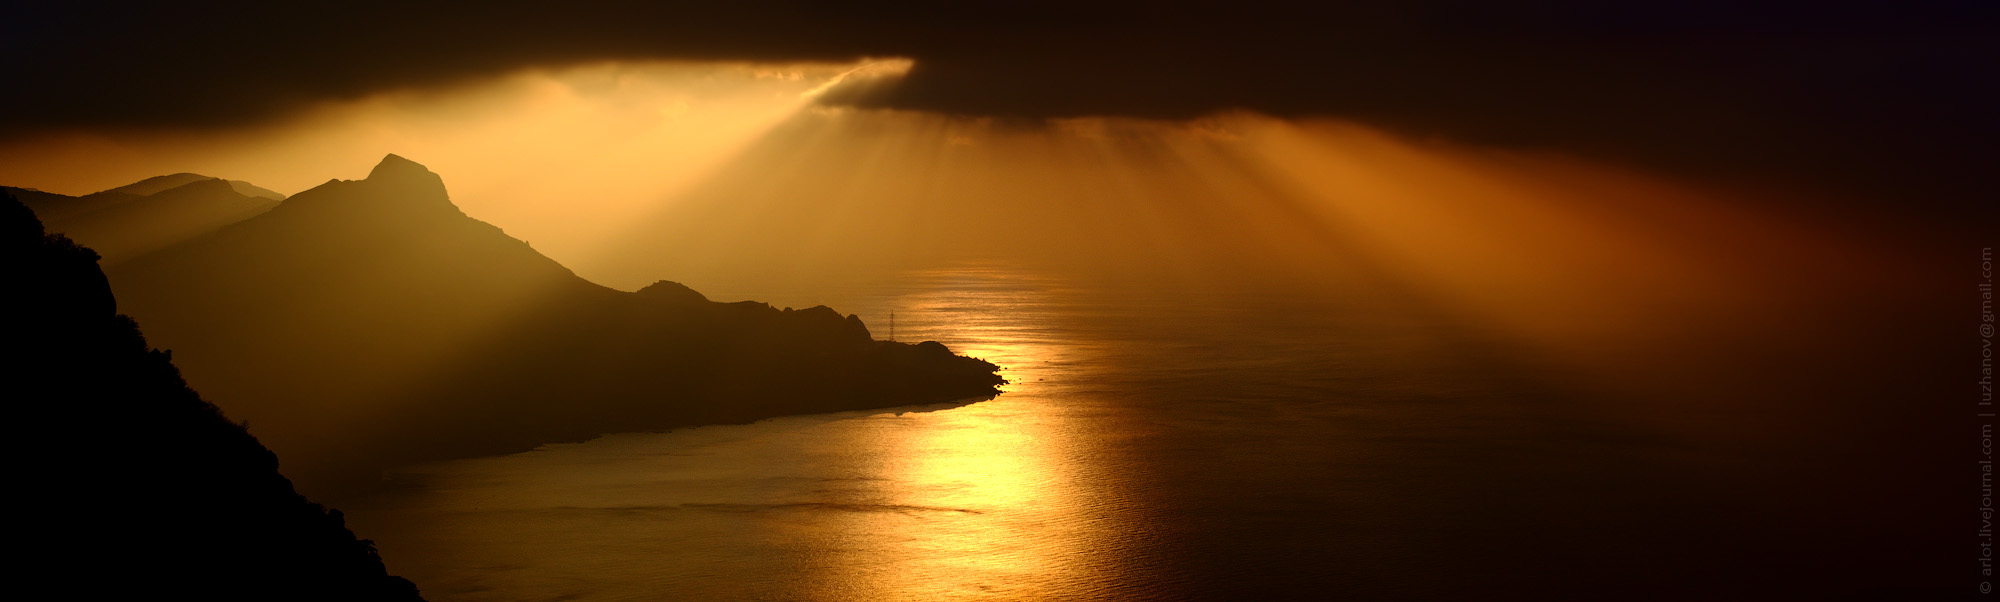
[782,265,1137,600]
[0,57,1924,424]
[0,58,914,269]
[578,108,1924,396]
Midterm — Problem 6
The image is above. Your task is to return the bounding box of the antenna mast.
[889,310,895,341]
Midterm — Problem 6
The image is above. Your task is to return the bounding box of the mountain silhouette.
[99,172,277,198]
[1,191,422,600]
[109,154,1003,495]
[6,173,283,264]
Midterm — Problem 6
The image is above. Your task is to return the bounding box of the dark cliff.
[1,192,422,600]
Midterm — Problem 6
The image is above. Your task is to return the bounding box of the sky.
[1,0,1992,211]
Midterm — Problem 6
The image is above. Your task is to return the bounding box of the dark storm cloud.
[3,0,1994,207]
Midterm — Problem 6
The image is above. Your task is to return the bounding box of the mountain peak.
[636,280,709,304]
[266,154,461,221]
[367,154,433,181]
[354,153,456,214]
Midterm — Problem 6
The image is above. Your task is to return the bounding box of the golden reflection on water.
[796,265,1113,600]
[344,264,1149,601]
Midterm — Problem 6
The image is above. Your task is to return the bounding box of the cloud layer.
[3,1,1993,210]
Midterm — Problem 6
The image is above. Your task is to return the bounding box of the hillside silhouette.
[6,173,282,264]
[109,155,1003,495]
[1,192,422,600]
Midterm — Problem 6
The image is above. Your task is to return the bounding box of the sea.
[339,263,1955,601]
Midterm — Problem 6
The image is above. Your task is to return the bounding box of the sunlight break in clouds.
[802,58,917,98]
[583,108,1927,387]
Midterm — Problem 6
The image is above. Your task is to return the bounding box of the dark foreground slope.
[111,155,1003,494]
[6,173,282,264]
[1,193,421,600]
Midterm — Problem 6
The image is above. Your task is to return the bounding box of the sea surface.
[341,264,1951,601]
